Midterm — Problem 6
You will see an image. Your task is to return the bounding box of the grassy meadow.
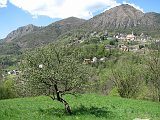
[0,94,160,120]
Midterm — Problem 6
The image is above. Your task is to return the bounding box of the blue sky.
[0,0,160,39]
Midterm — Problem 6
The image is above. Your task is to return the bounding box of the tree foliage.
[0,80,16,100]
[19,44,93,114]
[111,55,144,98]
[147,42,160,101]
[79,43,109,59]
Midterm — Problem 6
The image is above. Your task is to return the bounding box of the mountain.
[3,17,86,48]
[83,4,160,34]
[143,12,160,26]
[1,4,160,55]
[84,4,144,29]
[4,24,40,42]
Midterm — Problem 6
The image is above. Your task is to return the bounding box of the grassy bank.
[0,94,159,120]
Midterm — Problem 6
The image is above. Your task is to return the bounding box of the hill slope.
[0,94,159,120]
[3,17,86,48]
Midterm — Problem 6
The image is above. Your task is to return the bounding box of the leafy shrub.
[0,80,16,100]
[111,57,144,98]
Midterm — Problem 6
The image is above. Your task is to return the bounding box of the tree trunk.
[54,84,72,114]
[61,97,72,114]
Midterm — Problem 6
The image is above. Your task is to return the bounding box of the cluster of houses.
[67,30,151,64]
[83,57,107,64]
[95,31,151,42]
[7,70,20,75]
[0,69,20,80]
[88,30,151,43]
[114,32,151,42]
[68,30,151,45]
[118,44,145,53]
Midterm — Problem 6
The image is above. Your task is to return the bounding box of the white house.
[92,57,98,63]
[126,31,136,41]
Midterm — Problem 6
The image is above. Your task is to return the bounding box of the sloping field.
[0,94,159,120]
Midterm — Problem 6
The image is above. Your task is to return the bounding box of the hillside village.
[69,30,152,47]
[2,30,158,76]
[67,30,157,64]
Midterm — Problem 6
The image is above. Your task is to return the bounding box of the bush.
[111,57,144,98]
[0,80,16,100]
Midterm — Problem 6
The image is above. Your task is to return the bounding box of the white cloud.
[0,0,7,7]
[1,0,144,19]
[123,1,144,13]
[8,0,119,19]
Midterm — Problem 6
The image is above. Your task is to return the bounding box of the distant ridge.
[4,24,40,42]
[2,4,160,50]
[3,17,86,48]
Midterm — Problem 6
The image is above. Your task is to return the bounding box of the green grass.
[0,94,160,120]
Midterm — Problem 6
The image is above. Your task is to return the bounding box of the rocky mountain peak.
[85,4,146,30]
[5,24,39,42]
[105,4,144,17]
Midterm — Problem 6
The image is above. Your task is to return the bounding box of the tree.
[20,44,92,114]
[89,37,100,43]
[0,65,16,100]
[0,80,16,100]
[111,56,144,98]
[147,42,160,101]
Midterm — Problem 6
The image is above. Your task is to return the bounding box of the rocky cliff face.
[4,24,39,42]
[84,4,160,31]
